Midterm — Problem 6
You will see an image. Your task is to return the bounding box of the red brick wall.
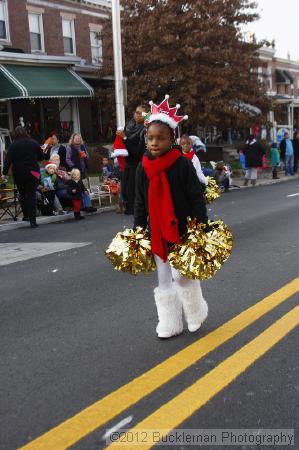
[6,0,108,63]
[7,0,31,52]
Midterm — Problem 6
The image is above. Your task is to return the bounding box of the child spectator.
[39,162,58,215]
[271,142,280,179]
[67,169,86,220]
[102,157,113,180]
[180,134,208,186]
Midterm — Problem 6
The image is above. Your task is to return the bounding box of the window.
[0,0,9,41]
[0,101,9,129]
[62,19,75,54]
[90,30,103,65]
[28,13,44,52]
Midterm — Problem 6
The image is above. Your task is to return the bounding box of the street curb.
[233,174,299,190]
[0,205,115,233]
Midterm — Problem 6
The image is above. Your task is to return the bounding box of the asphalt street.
[1,179,299,450]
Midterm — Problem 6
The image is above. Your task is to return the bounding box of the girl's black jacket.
[67,179,86,200]
[134,151,208,237]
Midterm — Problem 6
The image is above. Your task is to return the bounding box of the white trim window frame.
[28,12,45,53]
[90,28,103,66]
[62,19,76,56]
[0,0,10,43]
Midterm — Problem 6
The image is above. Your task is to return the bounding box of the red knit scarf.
[142,149,181,261]
[183,150,195,160]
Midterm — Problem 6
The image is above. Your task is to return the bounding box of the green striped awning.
[0,64,94,99]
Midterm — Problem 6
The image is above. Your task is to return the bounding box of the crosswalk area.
[20,277,299,450]
[0,242,91,266]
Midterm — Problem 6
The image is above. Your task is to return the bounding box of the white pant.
[154,254,193,291]
[245,167,257,180]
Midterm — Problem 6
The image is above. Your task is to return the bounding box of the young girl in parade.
[134,96,209,338]
[180,134,208,186]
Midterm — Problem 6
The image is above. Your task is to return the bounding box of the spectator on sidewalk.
[271,142,280,179]
[116,104,148,215]
[66,133,88,178]
[40,161,58,215]
[214,161,230,192]
[1,126,44,228]
[101,156,113,180]
[243,135,265,186]
[279,132,294,176]
[44,134,67,168]
[292,131,299,174]
[50,154,96,213]
[67,169,86,220]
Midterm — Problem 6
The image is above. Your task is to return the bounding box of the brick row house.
[0,0,112,142]
[259,46,299,142]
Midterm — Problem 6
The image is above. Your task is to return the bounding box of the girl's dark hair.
[14,126,29,140]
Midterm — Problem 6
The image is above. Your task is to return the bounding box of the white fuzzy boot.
[176,281,208,332]
[154,287,183,338]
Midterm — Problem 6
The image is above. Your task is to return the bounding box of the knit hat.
[45,161,57,171]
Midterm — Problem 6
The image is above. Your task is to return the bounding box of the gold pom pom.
[105,227,156,275]
[205,176,221,204]
[169,217,233,280]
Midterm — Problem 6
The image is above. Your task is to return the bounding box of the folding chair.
[0,187,20,221]
[88,176,112,207]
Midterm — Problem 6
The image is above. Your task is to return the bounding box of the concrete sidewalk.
[0,205,115,233]
[230,172,299,190]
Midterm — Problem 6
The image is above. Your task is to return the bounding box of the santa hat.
[112,134,128,158]
[44,161,57,171]
[112,134,128,172]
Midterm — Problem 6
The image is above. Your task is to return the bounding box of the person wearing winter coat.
[44,134,67,168]
[1,126,44,227]
[66,133,88,178]
[116,104,148,214]
[67,169,87,220]
[279,132,294,176]
[134,97,208,339]
[243,135,265,186]
[271,142,280,179]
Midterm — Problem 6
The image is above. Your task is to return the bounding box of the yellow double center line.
[107,306,299,448]
[20,277,299,450]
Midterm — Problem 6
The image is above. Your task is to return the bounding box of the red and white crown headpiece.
[144,95,188,129]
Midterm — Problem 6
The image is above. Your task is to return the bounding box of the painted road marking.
[0,242,91,266]
[107,306,299,448]
[19,277,299,450]
[287,193,299,197]
[102,416,133,442]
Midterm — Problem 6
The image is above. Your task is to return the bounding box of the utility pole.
[111,0,126,129]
